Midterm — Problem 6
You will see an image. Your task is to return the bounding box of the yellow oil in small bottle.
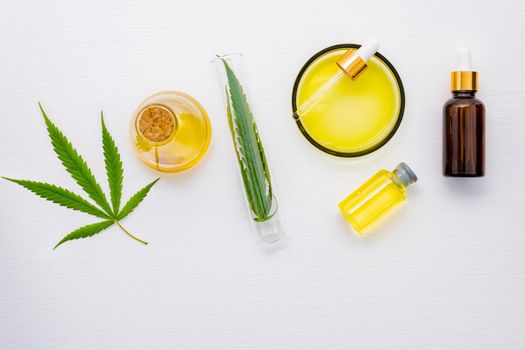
[339,163,417,233]
[130,91,211,173]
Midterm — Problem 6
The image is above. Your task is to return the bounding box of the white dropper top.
[456,48,473,71]
[451,48,478,91]
[355,38,379,61]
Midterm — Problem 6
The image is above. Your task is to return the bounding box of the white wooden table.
[1,0,524,349]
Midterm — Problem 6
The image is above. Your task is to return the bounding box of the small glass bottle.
[339,163,417,233]
[443,48,485,177]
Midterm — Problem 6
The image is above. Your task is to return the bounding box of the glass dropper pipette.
[292,39,379,121]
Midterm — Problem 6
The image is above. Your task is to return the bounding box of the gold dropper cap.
[337,53,367,80]
[336,39,379,80]
[451,48,478,91]
[451,71,478,91]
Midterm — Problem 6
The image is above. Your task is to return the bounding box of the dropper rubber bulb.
[456,47,472,71]
[456,48,472,71]
[451,48,478,91]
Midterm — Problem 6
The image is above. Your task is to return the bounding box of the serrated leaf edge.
[101,112,124,217]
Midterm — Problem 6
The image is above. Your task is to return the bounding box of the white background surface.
[1,1,525,349]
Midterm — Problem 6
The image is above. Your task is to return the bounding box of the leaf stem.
[115,221,148,245]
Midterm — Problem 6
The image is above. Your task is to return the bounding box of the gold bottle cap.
[337,53,368,80]
[336,39,379,80]
[450,48,478,91]
[451,71,478,91]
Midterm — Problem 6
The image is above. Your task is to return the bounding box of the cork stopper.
[137,105,176,143]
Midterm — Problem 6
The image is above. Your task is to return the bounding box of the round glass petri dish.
[292,44,405,157]
[130,91,211,172]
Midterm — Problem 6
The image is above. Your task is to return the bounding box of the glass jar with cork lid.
[130,91,212,173]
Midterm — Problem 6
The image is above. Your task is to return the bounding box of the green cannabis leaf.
[41,104,113,216]
[53,221,115,249]
[101,113,123,216]
[220,58,274,222]
[117,179,159,221]
[3,103,159,249]
[0,179,110,219]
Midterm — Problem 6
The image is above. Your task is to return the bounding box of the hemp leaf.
[3,103,159,249]
[220,58,274,222]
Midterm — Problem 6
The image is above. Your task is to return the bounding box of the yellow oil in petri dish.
[293,45,404,157]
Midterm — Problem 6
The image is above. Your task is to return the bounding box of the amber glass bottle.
[443,49,485,177]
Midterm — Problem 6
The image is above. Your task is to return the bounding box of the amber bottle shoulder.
[444,94,484,107]
[443,96,485,115]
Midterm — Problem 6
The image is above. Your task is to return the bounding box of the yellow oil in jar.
[130,91,211,173]
[295,47,402,155]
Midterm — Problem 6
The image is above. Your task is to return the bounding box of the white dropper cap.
[456,48,473,71]
[356,38,379,61]
[451,48,478,91]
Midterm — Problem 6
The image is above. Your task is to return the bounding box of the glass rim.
[291,43,406,158]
